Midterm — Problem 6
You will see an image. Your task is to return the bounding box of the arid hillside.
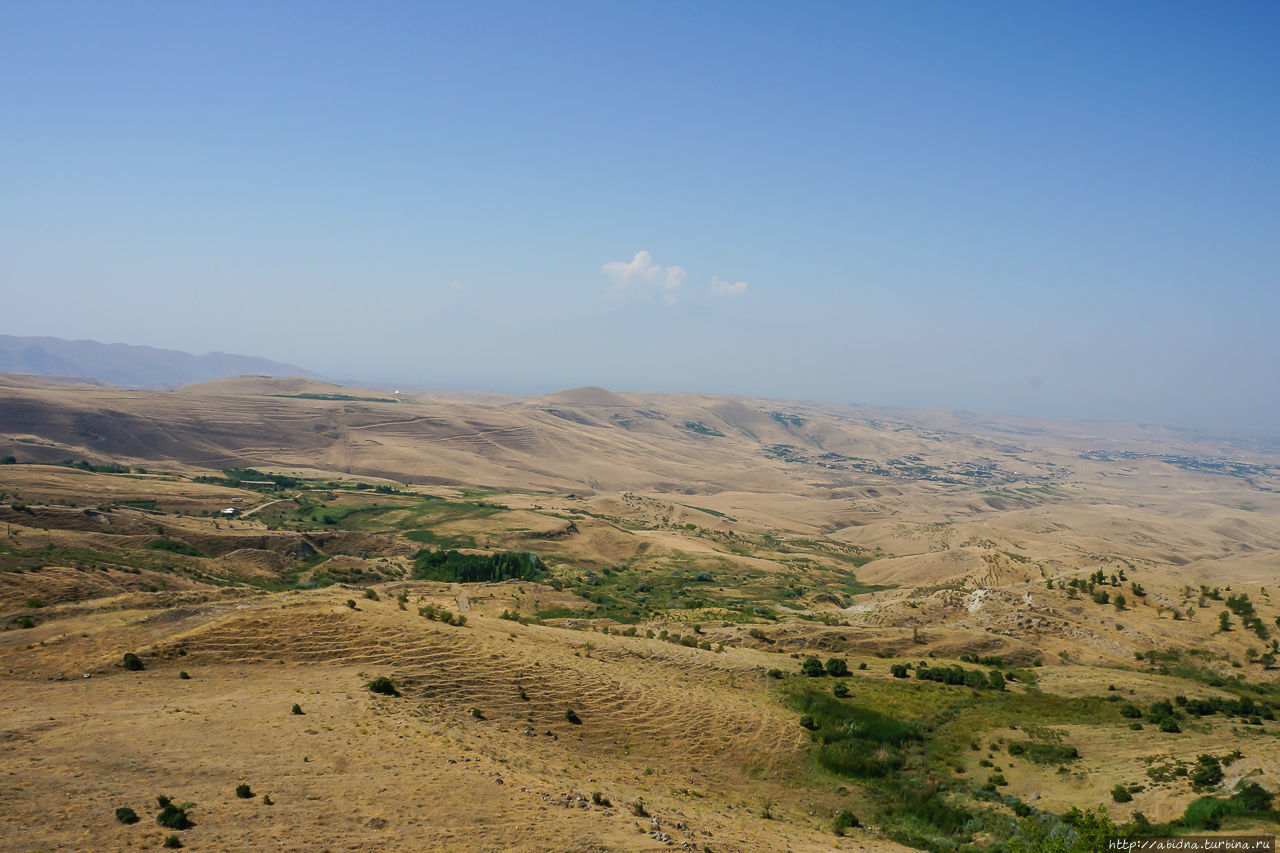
[3,376,1280,851]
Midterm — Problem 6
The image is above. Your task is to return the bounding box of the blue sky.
[2,1,1277,432]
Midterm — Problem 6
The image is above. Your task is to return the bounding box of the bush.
[262,794,274,805]
[631,798,648,817]
[825,658,851,677]
[155,796,192,830]
[1192,755,1223,789]
[1112,784,1133,803]
[832,809,860,835]
[163,836,183,849]
[891,663,910,678]
[115,806,139,824]
[25,597,45,609]
[471,707,485,720]
[800,714,817,730]
[291,703,303,715]
[591,791,611,807]
[1158,717,1181,733]
[565,708,582,725]
[802,657,826,677]
[16,616,34,629]
[235,783,254,799]
[766,668,784,679]
[367,677,399,696]
[122,652,144,671]
[833,681,850,698]
[1119,703,1142,718]
[363,588,379,601]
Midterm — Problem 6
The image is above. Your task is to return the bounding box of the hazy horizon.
[4,2,1277,435]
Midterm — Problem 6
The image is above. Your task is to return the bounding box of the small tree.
[1111,784,1133,803]
[1220,611,1232,632]
[825,657,850,677]
[115,806,139,824]
[122,652,144,671]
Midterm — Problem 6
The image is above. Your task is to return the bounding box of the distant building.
[221,507,237,516]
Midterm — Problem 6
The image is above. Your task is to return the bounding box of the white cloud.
[711,276,748,297]
[602,250,686,305]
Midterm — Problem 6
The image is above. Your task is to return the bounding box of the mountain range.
[0,334,313,389]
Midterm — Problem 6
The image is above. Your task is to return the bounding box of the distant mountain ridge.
[0,335,314,389]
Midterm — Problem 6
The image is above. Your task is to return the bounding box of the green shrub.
[766,668,784,679]
[565,708,582,725]
[16,616,34,629]
[25,597,45,609]
[155,796,192,830]
[1111,784,1133,803]
[178,671,190,680]
[825,657,850,677]
[122,652,144,671]
[471,707,485,720]
[591,791,611,806]
[832,809,860,835]
[367,677,399,696]
[262,794,273,805]
[363,588,379,601]
[291,703,303,715]
[1119,703,1142,718]
[631,798,648,817]
[235,783,254,799]
[1191,755,1223,789]
[890,664,909,678]
[801,657,826,677]
[163,835,183,849]
[833,681,849,698]
[115,806,139,824]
